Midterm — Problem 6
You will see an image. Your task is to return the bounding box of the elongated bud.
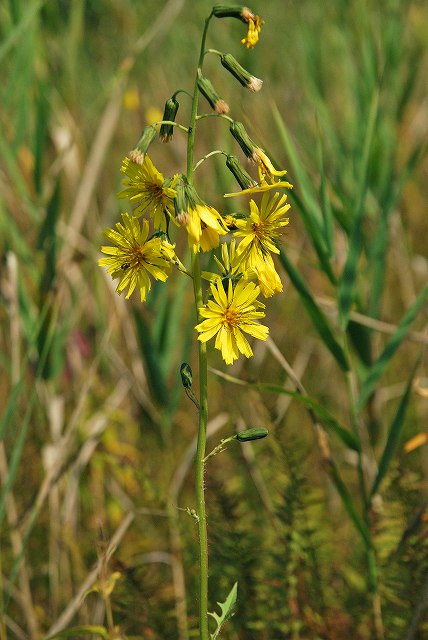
[212,6,264,48]
[212,5,248,18]
[160,97,179,142]
[129,125,157,165]
[236,427,269,442]
[174,175,199,225]
[226,154,256,190]
[229,121,256,159]
[221,53,263,92]
[174,175,189,224]
[180,362,193,389]
[197,72,229,114]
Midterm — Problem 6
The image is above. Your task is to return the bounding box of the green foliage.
[1,0,427,638]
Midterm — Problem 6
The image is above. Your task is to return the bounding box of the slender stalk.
[192,252,209,640]
[343,337,384,639]
[186,12,213,640]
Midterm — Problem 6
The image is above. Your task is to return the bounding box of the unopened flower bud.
[180,362,193,389]
[129,125,157,165]
[229,121,256,159]
[197,72,229,114]
[212,5,248,19]
[226,154,256,190]
[160,96,179,143]
[174,175,198,225]
[236,427,269,442]
[221,53,263,92]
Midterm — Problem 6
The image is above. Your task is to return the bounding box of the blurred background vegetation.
[1,0,428,638]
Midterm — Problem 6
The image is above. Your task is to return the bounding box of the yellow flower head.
[202,240,255,285]
[241,8,264,48]
[235,191,290,255]
[195,279,269,365]
[234,191,290,296]
[118,155,176,231]
[174,176,226,252]
[99,213,175,302]
[224,176,293,198]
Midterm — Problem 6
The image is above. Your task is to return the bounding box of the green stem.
[187,11,213,640]
[192,252,209,640]
[153,120,189,134]
[193,149,227,173]
[343,337,383,638]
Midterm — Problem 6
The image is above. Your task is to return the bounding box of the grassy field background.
[1,1,428,638]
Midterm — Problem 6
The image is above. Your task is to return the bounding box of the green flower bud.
[197,72,229,114]
[173,175,199,225]
[129,125,157,165]
[236,427,269,442]
[212,5,249,19]
[229,121,256,159]
[180,362,193,389]
[221,53,263,92]
[226,154,256,190]
[160,96,179,143]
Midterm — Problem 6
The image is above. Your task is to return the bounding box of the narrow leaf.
[328,461,371,549]
[256,383,360,452]
[317,130,334,257]
[337,89,379,329]
[279,248,349,372]
[132,308,169,408]
[357,282,428,411]
[370,358,420,497]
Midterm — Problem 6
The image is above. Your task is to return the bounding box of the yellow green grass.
[1,1,428,638]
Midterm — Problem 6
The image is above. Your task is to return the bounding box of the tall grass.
[1,1,427,638]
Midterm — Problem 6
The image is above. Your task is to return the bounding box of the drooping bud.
[129,125,157,165]
[197,72,229,114]
[229,121,256,159]
[160,96,179,143]
[173,175,190,225]
[212,5,248,18]
[220,53,263,92]
[236,427,269,442]
[173,175,199,226]
[226,154,256,190]
[180,362,193,389]
[212,6,264,49]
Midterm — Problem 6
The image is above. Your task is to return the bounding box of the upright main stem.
[187,13,213,640]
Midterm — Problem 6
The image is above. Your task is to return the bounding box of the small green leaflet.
[209,582,238,639]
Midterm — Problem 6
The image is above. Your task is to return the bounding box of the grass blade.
[337,89,379,329]
[279,248,349,372]
[357,282,428,411]
[370,358,420,498]
[257,383,360,452]
[328,461,371,549]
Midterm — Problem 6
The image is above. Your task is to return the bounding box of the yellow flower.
[235,191,290,254]
[234,191,290,296]
[118,155,176,230]
[241,9,264,48]
[252,148,288,180]
[224,176,293,198]
[224,148,293,198]
[202,240,255,285]
[99,213,175,302]
[195,279,269,365]
[178,203,226,252]
[245,251,283,297]
[174,176,226,252]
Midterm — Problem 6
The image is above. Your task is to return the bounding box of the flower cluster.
[99,5,292,365]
